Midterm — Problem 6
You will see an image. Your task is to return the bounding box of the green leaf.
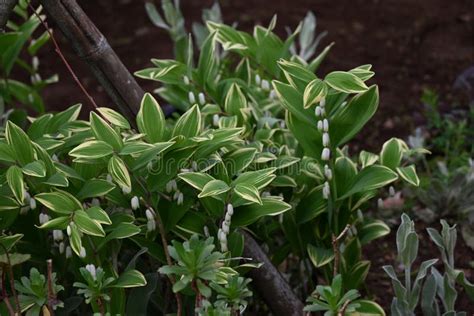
[380,138,404,170]
[74,209,105,237]
[35,190,82,214]
[131,142,175,170]
[22,161,46,177]
[108,156,131,189]
[232,197,291,226]
[224,83,247,117]
[359,220,391,245]
[307,244,334,268]
[331,85,379,146]
[105,222,141,242]
[109,270,147,288]
[77,179,115,200]
[233,168,276,190]
[0,234,23,254]
[96,107,131,129]
[38,216,70,230]
[172,104,201,138]
[303,79,328,108]
[198,180,230,198]
[234,184,262,205]
[324,71,368,93]
[355,300,386,315]
[178,172,215,191]
[197,32,218,85]
[6,165,24,203]
[90,112,123,150]
[397,165,420,187]
[338,165,398,200]
[5,121,35,165]
[137,93,166,143]
[359,150,379,168]
[69,223,82,256]
[69,140,113,159]
[44,173,69,187]
[86,206,111,225]
[223,148,257,177]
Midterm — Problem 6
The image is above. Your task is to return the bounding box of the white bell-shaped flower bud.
[198,92,206,105]
[324,165,333,180]
[65,246,72,258]
[59,242,65,254]
[222,223,230,234]
[66,225,72,236]
[177,192,184,205]
[24,191,31,203]
[79,247,87,258]
[122,186,132,194]
[91,198,100,207]
[166,181,173,193]
[29,197,37,210]
[171,180,178,191]
[261,79,270,91]
[212,114,220,127]
[53,230,64,241]
[315,106,322,117]
[320,107,326,116]
[32,56,39,70]
[147,220,156,232]
[183,75,190,85]
[131,196,140,210]
[255,74,261,85]
[322,133,330,147]
[173,191,179,201]
[317,120,323,131]
[145,208,155,221]
[191,161,198,171]
[321,148,331,161]
[389,186,395,197]
[322,182,330,199]
[52,154,59,162]
[86,264,97,280]
[323,119,329,132]
[269,89,277,99]
[39,213,50,225]
[203,226,210,237]
[227,204,234,216]
[188,91,196,104]
[320,97,326,107]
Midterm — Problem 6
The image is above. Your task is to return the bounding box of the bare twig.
[332,224,351,277]
[97,297,105,316]
[1,269,15,316]
[27,2,99,110]
[46,259,55,315]
[0,244,20,315]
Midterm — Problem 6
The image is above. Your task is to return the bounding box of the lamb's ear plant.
[422,220,474,315]
[383,214,438,316]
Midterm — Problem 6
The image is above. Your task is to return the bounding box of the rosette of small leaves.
[304,274,361,315]
[73,266,146,312]
[14,268,64,316]
[210,275,252,313]
[383,214,437,316]
[159,235,224,297]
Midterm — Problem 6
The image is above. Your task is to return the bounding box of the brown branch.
[332,224,351,277]
[1,269,15,316]
[38,0,143,123]
[46,259,55,315]
[97,297,105,316]
[28,2,99,111]
[242,231,304,316]
[0,0,17,31]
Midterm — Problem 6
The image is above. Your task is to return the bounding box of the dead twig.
[332,224,351,276]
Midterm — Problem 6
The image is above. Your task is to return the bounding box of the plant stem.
[405,266,411,298]
[97,297,105,316]
[46,259,56,315]
[1,269,15,316]
[191,279,202,315]
[337,299,351,316]
[332,224,350,277]
[0,244,20,314]
[27,3,100,111]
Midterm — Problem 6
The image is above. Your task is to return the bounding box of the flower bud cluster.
[218,204,234,252]
[315,98,332,199]
[145,208,156,232]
